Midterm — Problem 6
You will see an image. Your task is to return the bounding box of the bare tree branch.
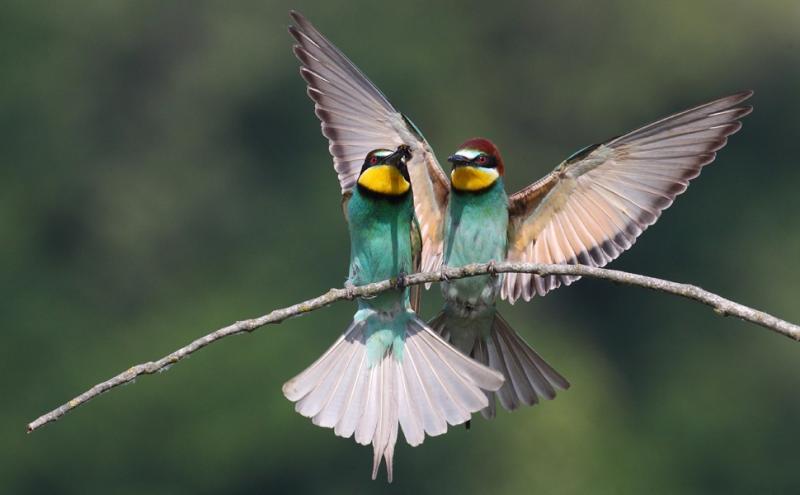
[27,262,800,433]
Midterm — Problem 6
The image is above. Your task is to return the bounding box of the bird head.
[447,138,505,192]
[356,145,412,196]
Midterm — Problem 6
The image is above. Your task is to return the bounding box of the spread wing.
[502,91,753,303]
[289,11,449,264]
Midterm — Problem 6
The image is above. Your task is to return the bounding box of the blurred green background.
[4,1,799,493]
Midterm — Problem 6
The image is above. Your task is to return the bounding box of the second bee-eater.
[282,147,503,482]
[429,137,569,418]
[419,89,752,415]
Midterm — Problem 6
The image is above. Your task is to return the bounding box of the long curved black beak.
[383,146,410,167]
[383,150,405,167]
[448,154,470,168]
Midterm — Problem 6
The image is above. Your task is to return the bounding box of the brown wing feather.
[503,90,754,303]
[507,173,560,221]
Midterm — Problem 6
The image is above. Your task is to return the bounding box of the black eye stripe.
[472,154,496,168]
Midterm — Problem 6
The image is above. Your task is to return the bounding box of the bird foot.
[395,271,407,290]
[487,260,498,278]
[344,281,358,300]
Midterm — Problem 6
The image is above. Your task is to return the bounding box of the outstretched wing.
[503,91,753,303]
[289,11,449,265]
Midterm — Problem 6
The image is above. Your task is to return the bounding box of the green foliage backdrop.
[3,1,799,493]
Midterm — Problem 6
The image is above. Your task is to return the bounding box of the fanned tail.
[431,310,569,419]
[283,311,504,482]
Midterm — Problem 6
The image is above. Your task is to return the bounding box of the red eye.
[369,156,378,165]
[477,155,488,164]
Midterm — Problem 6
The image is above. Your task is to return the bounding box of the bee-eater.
[287,11,752,416]
[427,137,570,418]
[423,86,752,412]
[282,146,504,482]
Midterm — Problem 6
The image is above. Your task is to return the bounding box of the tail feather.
[283,312,503,482]
[407,329,472,427]
[485,328,521,412]
[412,321,494,414]
[500,315,568,395]
[395,358,424,446]
[400,334,448,436]
[314,343,365,428]
[334,349,370,438]
[354,356,381,445]
[471,338,496,419]
[432,310,569,419]
[294,336,357,418]
[284,329,354,402]
[369,354,398,481]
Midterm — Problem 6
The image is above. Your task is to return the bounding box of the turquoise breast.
[442,179,508,307]
[347,187,413,312]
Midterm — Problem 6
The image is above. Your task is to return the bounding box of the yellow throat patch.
[357,165,410,196]
[451,166,499,192]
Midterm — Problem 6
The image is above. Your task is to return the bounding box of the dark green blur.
[3,1,799,493]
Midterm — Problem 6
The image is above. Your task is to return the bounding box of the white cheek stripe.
[455,148,482,160]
